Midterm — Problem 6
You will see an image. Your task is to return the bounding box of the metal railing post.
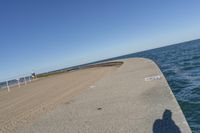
[29,76,31,82]
[24,77,27,85]
[7,81,10,92]
[17,78,21,88]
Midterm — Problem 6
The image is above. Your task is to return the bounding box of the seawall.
[19,58,192,133]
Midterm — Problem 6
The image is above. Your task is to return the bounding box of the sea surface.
[109,39,200,133]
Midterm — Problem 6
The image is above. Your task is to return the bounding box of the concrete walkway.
[19,58,191,133]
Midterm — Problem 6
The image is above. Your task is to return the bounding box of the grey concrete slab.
[19,58,192,133]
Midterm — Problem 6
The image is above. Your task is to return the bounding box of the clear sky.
[1,0,200,81]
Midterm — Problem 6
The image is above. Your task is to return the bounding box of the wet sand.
[0,65,119,133]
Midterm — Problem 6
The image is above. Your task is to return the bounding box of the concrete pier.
[19,58,191,133]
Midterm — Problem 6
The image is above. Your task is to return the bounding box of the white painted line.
[145,75,161,81]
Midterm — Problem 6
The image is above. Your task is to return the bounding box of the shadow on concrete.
[153,109,181,133]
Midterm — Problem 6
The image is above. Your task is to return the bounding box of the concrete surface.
[0,66,117,133]
[19,58,192,133]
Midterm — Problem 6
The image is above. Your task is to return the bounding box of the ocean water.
[110,39,200,132]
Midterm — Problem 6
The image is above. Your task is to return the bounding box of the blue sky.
[1,0,200,81]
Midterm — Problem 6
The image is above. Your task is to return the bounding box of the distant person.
[32,73,36,79]
[153,109,181,133]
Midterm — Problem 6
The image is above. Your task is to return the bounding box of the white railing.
[0,73,37,92]
[0,63,80,92]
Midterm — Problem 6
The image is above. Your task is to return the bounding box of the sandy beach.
[0,65,119,133]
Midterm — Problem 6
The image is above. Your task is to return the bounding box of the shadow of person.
[153,109,181,133]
